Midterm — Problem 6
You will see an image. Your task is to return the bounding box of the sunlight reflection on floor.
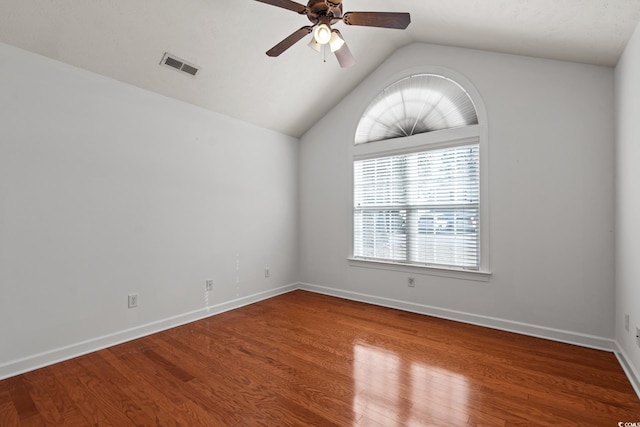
[353,342,469,426]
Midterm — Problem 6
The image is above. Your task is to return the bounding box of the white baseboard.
[614,345,640,399]
[0,283,298,381]
[298,282,617,352]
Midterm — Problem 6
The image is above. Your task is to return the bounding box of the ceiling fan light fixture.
[308,37,322,52]
[313,24,332,44]
[329,30,345,52]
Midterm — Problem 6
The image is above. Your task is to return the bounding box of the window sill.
[347,258,492,282]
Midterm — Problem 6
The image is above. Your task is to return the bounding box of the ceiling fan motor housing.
[307,0,343,24]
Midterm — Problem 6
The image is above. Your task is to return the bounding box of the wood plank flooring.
[1,290,639,426]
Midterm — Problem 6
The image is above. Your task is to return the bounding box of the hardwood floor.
[1,290,639,426]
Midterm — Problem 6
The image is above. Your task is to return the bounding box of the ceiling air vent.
[160,52,200,77]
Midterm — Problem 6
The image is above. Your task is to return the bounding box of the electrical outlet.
[265,267,270,278]
[408,277,415,287]
[205,280,213,292]
[625,314,630,332]
[128,293,138,308]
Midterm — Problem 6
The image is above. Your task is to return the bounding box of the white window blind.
[354,143,480,269]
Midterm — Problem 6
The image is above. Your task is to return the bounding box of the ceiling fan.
[254,0,411,68]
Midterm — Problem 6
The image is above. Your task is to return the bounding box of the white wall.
[299,43,615,345]
[0,42,299,377]
[615,21,640,384]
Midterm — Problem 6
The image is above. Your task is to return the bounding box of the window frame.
[347,68,490,281]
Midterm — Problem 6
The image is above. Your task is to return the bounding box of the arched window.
[351,73,488,273]
[355,74,478,144]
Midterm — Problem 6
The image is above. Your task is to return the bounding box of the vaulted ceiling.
[1,0,639,137]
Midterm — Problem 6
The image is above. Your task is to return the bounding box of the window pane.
[408,208,479,268]
[354,210,407,261]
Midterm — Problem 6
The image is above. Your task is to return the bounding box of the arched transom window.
[355,74,478,145]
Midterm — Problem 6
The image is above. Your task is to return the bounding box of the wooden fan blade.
[266,26,314,57]
[254,0,308,14]
[343,12,411,29]
[334,40,355,68]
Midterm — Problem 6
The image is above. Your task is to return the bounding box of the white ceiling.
[1,0,639,137]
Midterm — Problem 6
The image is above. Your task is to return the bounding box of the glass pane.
[354,210,407,261]
[408,208,479,268]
